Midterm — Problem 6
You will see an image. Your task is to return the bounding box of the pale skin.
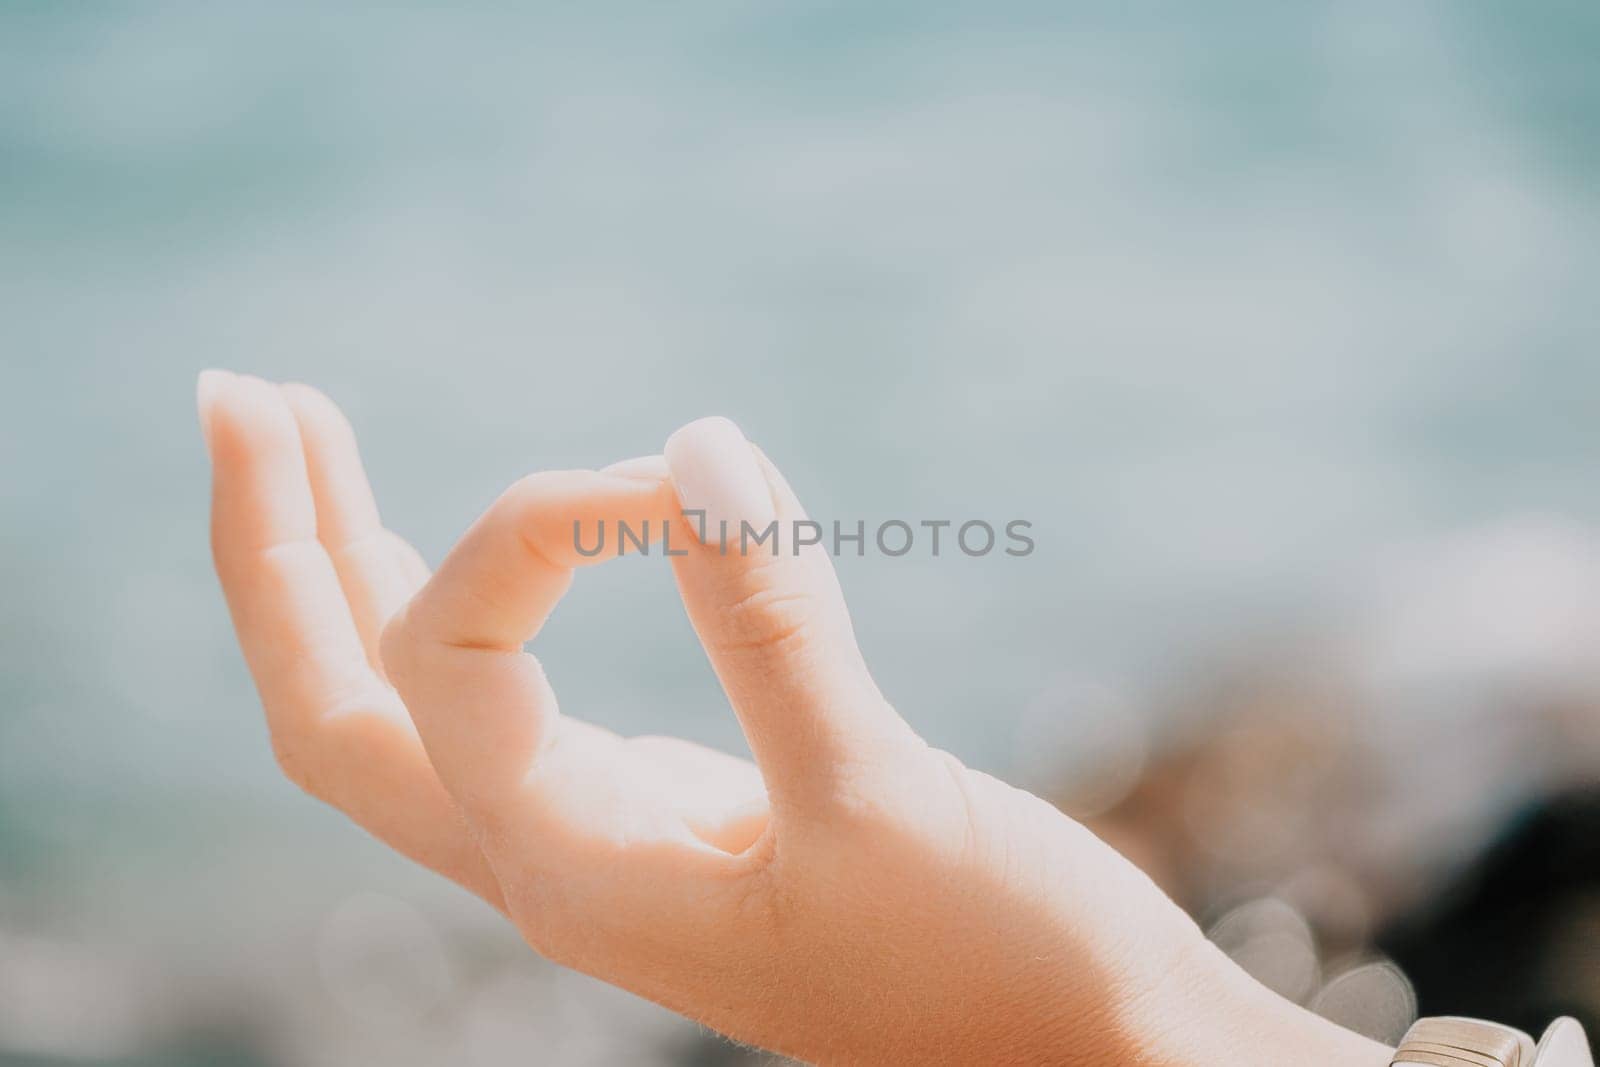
[199,370,1395,1066]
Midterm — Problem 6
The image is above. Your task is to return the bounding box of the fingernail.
[196,369,231,448]
[664,417,776,547]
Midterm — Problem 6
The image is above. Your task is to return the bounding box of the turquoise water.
[1,5,1597,1063]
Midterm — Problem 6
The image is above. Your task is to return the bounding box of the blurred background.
[3,3,1598,1064]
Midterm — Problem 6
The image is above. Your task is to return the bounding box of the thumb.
[664,417,918,814]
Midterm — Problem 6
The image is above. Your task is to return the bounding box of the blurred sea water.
[2,4,1598,1063]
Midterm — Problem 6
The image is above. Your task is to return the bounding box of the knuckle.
[715,578,816,656]
[503,469,583,514]
[503,472,580,567]
[503,470,554,507]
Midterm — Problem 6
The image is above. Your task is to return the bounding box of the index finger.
[400,466,677,651]
[381,467,678,818]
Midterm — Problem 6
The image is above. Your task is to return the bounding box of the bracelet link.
[1392,1017,1535,1067]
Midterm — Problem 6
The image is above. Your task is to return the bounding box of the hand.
[200,371,1393,1066]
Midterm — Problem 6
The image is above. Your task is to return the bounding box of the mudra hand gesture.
[200,370,1388,1066]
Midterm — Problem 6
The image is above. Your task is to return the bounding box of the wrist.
[1126,935,1394,1067]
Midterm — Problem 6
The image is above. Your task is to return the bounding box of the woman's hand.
[199,371,1393,1066]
